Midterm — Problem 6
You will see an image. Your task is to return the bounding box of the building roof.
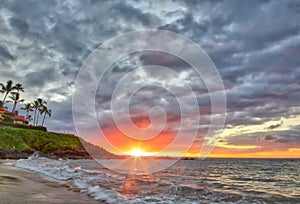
[0,108,28,123]
[0,108,12,115]
[13,115,28,122]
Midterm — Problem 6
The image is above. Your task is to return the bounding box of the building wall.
[14,121,25,124]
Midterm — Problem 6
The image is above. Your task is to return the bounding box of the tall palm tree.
[0,80,16,107]
[35,98,47,126]
[7,92,24,116]
[32,100,39,126]
[14,83,25,94]
[21,103,33,118]
[40,106,52,127]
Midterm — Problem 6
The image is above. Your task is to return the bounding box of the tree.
[0,80,16,107]
[21,103,33,118]
[14,83,25,94]
[8,92,24,116]
[32,100,39,126]
[7,92,24,116]
[34,98,47,126]
[0,80,53,127]
[40,106,52,127]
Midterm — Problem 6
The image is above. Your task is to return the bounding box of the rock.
[0,148,34,159]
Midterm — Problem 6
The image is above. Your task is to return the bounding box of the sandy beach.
[0,161,101,204]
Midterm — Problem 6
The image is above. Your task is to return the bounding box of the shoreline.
[0,161,101,204]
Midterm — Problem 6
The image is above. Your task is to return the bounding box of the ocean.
[8,157,300,204]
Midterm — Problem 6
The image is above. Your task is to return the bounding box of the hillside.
[0,128,117,159]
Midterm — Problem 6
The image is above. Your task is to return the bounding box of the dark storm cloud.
[223,125,300,151]
[25,68,57,87]
[111,2,160,27]
[159,12,208,37]
[267,121,283,130]
[140,51,190,70]
[0,0,299,144]
[258,126,300,147]
[264,135,277,141]
[9,18,30,35]
[0,45,15,60]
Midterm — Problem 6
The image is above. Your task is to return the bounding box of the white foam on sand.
[14,158,143,203]
[13,157,271,204]
[74,179,128,203]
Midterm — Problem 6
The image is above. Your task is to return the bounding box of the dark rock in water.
[0,148,93,160]
[0,148,34,159]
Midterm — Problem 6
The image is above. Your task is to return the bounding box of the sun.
[127,149,147,157]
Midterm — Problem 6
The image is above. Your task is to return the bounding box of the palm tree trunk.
[2,93,8,107]
[12,104,16,115]
[11,102,17,116]
[33,109,37,126]
[42,113,46,127]
[36,112,40,126]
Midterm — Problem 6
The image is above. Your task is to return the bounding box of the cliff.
[0,127,118,159]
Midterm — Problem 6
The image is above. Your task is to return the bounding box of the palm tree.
[35,98,47,126]
[32,100,39,126]
[40,106,52,127]
[14,83,25,94]
[0,80,16,107]
[21,103,33,118]
[7,92,24,116]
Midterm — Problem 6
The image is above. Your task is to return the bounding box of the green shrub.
[1,114,14,123]
[0,121,47,131]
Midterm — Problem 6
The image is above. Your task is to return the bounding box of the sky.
[0,0,300,158]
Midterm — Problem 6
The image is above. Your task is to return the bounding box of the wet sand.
[0,161,101,204]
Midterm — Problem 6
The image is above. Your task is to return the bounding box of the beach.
[0,161,101,204]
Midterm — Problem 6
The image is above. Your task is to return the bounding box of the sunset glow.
[2,0,299,161]
[127,149,149,157]
[1,1,300,203]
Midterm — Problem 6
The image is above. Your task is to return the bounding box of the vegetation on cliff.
[0,128,117,159]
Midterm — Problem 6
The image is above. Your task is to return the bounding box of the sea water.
[11,157,300,203]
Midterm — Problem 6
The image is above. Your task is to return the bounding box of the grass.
[0,127,82,152]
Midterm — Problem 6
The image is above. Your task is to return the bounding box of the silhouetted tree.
[41,106,52,127]
[0,80,16,107]
[7,92,24,116]
[21,103,33,118]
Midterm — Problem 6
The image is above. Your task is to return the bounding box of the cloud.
[0,0,299,155]
[267,121,283,130]
[24,67,57,87]
[9,18,30,35]
[0,45,15,60]
[264,135,277,141]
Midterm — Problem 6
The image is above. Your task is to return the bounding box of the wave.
[12,157,300,204]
